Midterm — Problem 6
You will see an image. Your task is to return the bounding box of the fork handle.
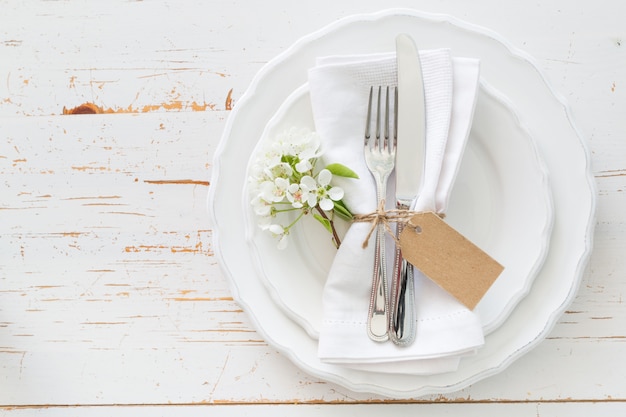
[389,204,417,346]
[367,222,389,342]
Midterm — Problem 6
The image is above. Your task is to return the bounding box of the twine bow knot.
[353,200,415,248]
[352,200,445,248]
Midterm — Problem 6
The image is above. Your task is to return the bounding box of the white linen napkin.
[308,49,484,374]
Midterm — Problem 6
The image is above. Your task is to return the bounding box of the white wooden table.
[1,1,624,415]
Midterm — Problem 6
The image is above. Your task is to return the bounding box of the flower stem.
[315,206,342,248]
[286,210,305,230]
[273,207,300,213]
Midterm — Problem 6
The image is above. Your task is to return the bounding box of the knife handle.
[390,213,417,346]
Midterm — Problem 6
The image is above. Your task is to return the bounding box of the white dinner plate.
[209,9,595,397]
[245,82,553,338]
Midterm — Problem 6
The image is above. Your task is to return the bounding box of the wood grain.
[1,0,625,414]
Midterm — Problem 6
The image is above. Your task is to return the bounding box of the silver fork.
[364,85,397,342]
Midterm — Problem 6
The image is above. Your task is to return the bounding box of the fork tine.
[393,86,398,149]
[375,86,382,149]
[384,86,390,150]
[365,86,397,151]
[364,86,373,144]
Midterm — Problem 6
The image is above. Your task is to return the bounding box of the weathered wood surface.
[1,0,625,414]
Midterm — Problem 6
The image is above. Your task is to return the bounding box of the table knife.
[390,33,426,346]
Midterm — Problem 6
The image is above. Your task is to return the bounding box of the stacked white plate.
[208,9,595,397]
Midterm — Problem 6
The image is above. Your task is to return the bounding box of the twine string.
[353,200,417,248]
[353,200,445,248]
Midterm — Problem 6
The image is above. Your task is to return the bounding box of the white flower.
[300,175,319,207]
[259,177,290,203]
[248,126,353,250]
[256,214,272,229]
[318,168,332,185]
[302,169,345,211]
[296,132,321,160]
[265,162,293,180]
[258,143,282,169]
[268,224,289,250]
[274,127,321,159]
[320,189,343,210]
[286,183,309,209]
[295,158,312,173]
[327,185,344,202]
[251,195,272,216]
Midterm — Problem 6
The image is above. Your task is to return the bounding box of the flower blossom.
[301,169,344,211]
[268,224,288,250]
[248,127,354,250]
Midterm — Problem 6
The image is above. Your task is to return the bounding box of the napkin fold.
[308,49,483,374]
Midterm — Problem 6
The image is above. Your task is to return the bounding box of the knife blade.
[390,33,426,345]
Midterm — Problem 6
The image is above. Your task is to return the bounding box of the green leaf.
[325,163,359,179]
[333,200,353,221]
[313,213,333,233]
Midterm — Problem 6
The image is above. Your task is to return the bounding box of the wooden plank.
[2,403,626,417]
[0,1,278,117]
[1,111,625,405]
[1,0,625,411]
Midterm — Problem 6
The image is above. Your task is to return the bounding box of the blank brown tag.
[398,211,504,310]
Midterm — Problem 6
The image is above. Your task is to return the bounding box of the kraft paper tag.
[398,211,504,310]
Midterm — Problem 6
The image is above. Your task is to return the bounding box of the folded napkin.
[308,49,483,374]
